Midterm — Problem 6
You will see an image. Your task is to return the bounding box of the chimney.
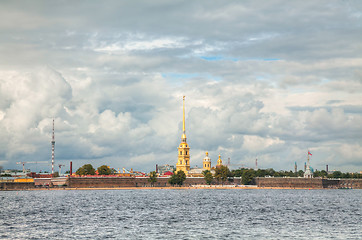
[70,161,73,175]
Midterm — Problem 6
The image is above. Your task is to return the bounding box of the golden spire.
[176,95,190,173]
[181,96,186,141]
[183,96,185,134]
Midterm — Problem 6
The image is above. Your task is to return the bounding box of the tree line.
[75,164,362,186]
[76,164,117,176]
[231,168,362,184]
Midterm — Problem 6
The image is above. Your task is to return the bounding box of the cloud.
[242,135,285,153]
[0,1,361,173]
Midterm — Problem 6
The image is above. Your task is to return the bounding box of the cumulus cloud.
[0,0,361,173]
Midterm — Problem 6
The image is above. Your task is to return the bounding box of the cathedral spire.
[181,96,186,142]
[176,96,190,173]
[183,96,185,134]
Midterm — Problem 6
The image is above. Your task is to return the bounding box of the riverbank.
[2,185,339,191]
[2,177,360,190]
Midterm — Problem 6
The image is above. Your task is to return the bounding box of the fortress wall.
[321,179,340,188]
[68,177,240,188]
[68,177,137,188]
[256,177,362,189]
[338,179,362,189]
[0,182,35,190]
[2,177,360,189]
[255,177,324,188]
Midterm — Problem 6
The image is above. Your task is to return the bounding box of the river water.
[0,189,361,239]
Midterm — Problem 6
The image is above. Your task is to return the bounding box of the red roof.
[163,171,174,176]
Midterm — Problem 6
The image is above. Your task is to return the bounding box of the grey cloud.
[0,1,361,172]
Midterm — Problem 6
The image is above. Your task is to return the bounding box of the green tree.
[148,171,158,186]
[265,168,275,176]
[214,165,231,185]
[320,170,328,178]
[202,170,213,185]
[297,170,304,177]
[76,164,96,176]
[176,170,186,186]
[255,169,267,177]
[313,170,321,178]
[97,165,112,175]
[342,172,351,178]
[168,173,178,186]
[242,169,255,185]
[333,171,342,178]
[53,171,59,178]
[231,169,243,177]
[168,170,186,186]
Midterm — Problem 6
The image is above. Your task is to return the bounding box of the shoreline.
[1,186,335,191]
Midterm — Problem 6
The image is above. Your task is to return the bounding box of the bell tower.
[203,152,211,171]
[176,96,190,173]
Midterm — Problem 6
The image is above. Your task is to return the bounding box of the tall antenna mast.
[51,118,55,175]
[255,158,258,170]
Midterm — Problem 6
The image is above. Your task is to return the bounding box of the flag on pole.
[308,151,312,156]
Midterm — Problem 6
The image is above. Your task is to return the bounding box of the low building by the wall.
[34,178,52,187]
[51,177,68,187]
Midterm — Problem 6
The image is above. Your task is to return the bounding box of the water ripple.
[0,189,361,239]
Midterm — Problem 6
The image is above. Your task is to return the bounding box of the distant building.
[3,169,30,177]
[158,164,175,175]
[188,168,204,177]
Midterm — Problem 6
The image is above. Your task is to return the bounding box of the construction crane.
[122,167,134,174]
[58,164,65,175]
[16,161,48,173]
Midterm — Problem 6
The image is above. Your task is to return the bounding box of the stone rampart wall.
[338,179,362,189]
[256,177,362,189]
[0,182,35,190]
[68,177,136,188]
[255,177,323,188]
[68,177,240,188]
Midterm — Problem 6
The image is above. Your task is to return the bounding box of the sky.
[0,0,361,173]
